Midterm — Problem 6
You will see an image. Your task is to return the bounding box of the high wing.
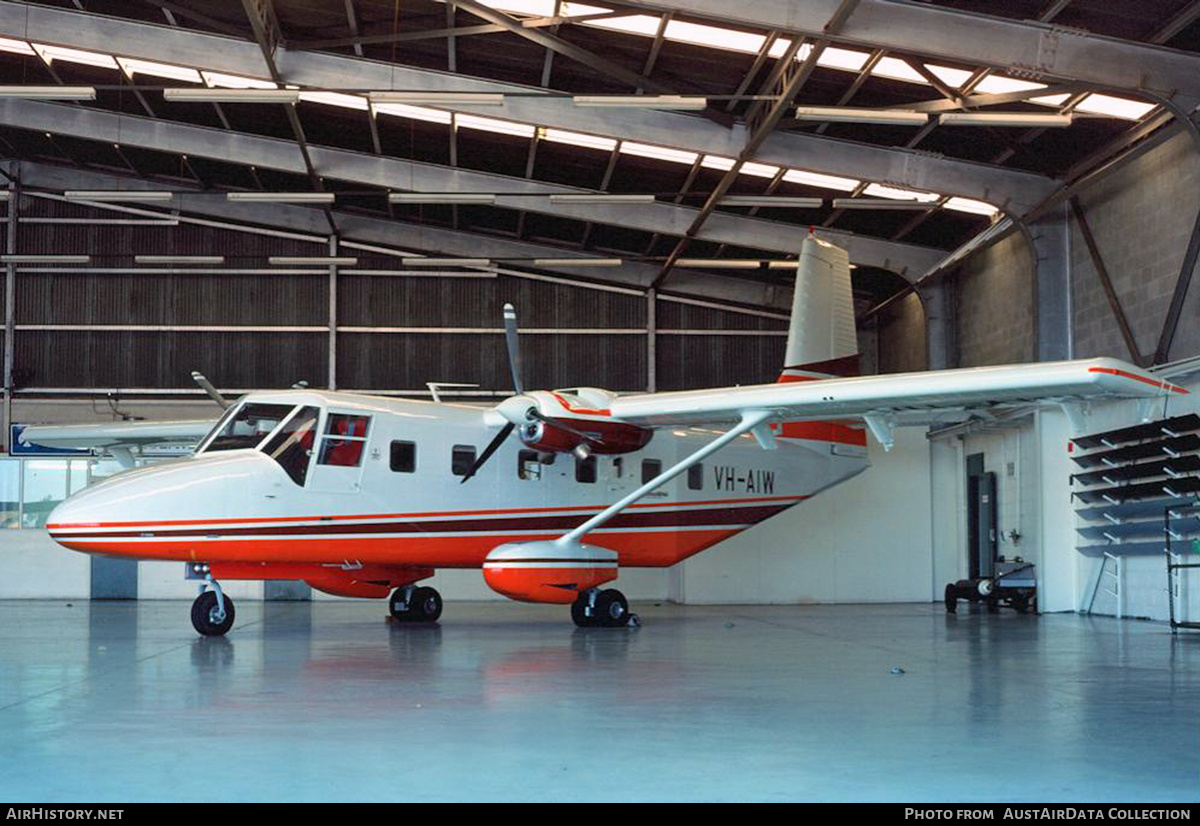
[19,419,219,466]
[610,357,1188,449]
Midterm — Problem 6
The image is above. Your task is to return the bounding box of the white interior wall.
[673,428,934,604]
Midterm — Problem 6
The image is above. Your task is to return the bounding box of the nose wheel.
[191,588,236,636]
[389,585,443,623]
[571,588,638,628]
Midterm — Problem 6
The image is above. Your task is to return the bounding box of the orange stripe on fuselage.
[52,528,741,569]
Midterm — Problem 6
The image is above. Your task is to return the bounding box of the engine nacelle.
[483,540,618,604]
[519,419,583,454]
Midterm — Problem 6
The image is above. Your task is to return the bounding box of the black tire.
[944,583,958,613]
[571,594,590,627]
[410,586,443,622]
[191,590,235,637]
[596,589,629,627]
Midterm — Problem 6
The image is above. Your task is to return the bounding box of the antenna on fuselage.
[191,371,231,409]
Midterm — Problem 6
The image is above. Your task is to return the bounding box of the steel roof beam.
[0,1,1055,212]
[609,0,1200,111]
[4,160,789,309]
[0,98,944,277]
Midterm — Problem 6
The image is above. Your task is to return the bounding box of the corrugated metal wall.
[9,196,792,394]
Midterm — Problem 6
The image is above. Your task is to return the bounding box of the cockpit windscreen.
[200,403,296,452]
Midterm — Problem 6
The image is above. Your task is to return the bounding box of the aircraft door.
[307,411,372,494]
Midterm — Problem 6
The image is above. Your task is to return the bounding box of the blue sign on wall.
[9,424,92,456]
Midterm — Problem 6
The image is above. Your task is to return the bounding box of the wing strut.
[555,409,773,547]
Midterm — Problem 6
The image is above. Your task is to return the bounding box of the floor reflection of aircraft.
[33,235,1189,635]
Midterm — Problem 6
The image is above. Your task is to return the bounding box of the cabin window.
[517,449,541,480]
[576,455,597,484]
[390,441,416,473]
[687,463,704,491]
[262,406,320,486]
[451,445,476,477]
[613,457,623,478]
[318,414,371,467]
[641,458,662,485]
[203,402,294,452]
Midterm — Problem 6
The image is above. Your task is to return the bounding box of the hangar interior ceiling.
[0,0,1196,403]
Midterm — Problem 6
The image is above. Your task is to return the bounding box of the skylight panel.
[926,65,973,89]
[117,57,201,84]
[944,197,999,216]
[973,75,1046,95]
[700,155,737,171]
[0,38,34,56]
[767,38,794,59]
[299,91,368,111]
[782,169,860,192]
[455,113,535,137]
[817,47,870,72]
[864,183,939,202]
[584,15,664,37]
[620,142,697,165]
[1074,94,1155,121]
[663,19,766,54]
[372,102,452,124]
[740,161,781,178]
[33,44,118,70]
[474,0,557,16]
[1028,93,1070,106]
[201,71,277,89]
[541,128,617,151]
[560,3,612,16]
[870,56,928,85]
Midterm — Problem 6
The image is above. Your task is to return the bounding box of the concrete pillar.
[1027,204,1073,362]
[919,280,955,370]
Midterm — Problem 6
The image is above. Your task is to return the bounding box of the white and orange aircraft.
[28,235,1187,635]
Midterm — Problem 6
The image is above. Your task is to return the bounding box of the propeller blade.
[503,303,524,395]
[529,409,605,445]
[460,422,515,483]
[191,371,231,409]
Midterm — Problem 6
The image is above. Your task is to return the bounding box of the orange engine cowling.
[519,417,653,456]
[483,540,618,604]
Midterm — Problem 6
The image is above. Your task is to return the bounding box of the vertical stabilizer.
[779,234,859,382]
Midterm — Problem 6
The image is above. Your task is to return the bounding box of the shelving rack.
[1071,414,1200,621]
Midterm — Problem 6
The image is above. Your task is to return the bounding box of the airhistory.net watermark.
[5,810,123,820]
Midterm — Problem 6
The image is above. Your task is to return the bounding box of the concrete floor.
[0,600,1196,802]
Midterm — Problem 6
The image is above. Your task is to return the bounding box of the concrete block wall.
[1071,131,1200,363]
[954,231,1036,367]
[876,292,928,374]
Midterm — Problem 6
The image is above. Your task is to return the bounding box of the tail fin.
[778,234,859,383]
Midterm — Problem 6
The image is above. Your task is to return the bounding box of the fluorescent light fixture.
[782,169,860,192]
[1,255,90,263]
[135,255,225,264]
[619,143,698,165]
[0,86,95,100]
[390,193,497,205]
[454,113,535,138]
[117,57,202,84]
[541,128,617,152]
[401,258,491,267]
[165,88,299,103]
[368,92,505,105]
[572,95,707,110]
[719,196,823,208]
[269,256,359,266]
[33,44,117,69]
[0,192,9,201]
[0,37,34,56]
[226,192,335,203]
[767,260,799,269]
[939,112,1073,127]
[794,106,928,126]
[740,162,781,179]
[549,194,655,204]
[700,155,736,172]
[65,190,175,202]
[833,198,934,210]
[675,259,764,269]
[532,258,623,267]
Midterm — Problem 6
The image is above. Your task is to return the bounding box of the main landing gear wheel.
[390,585,443,623]
[572,588,638,628]
[191,590,236,637]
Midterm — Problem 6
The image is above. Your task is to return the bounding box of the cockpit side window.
[262,406,320,486]
[317,413,371,467]
[202,403,295,452]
